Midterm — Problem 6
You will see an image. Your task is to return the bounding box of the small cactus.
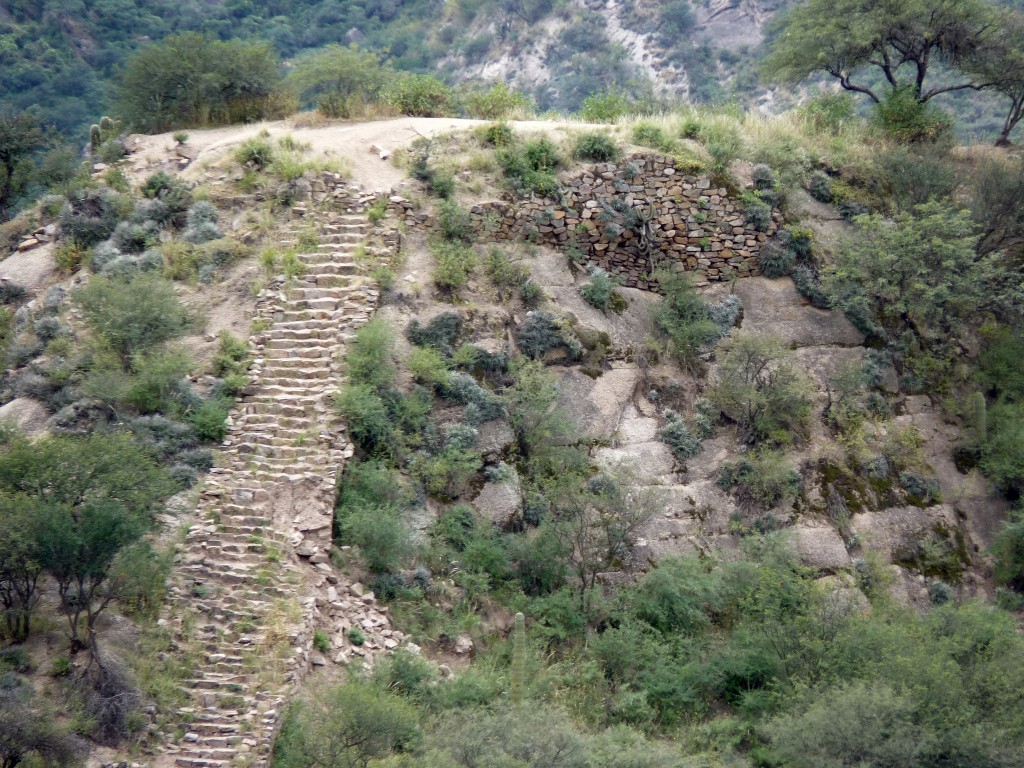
[99,115,114,132]
[89,124,101,150]
[510,611,526,705]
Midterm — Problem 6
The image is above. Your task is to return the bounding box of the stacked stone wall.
[388,153,782,288]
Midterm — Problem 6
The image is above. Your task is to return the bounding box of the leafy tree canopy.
[763,0,1000,104]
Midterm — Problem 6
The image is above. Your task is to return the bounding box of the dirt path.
[128,116,595,191]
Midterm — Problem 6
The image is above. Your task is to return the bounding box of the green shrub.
[432,505,477,551]
[410,445,482,500]
[367,197,388,223]
[751,163,777,190]
[212,331,249,377]
[791,265,829,309]
[480,121,515,147]
[125,348,192,414]
[284,44,391,118]
[517,311,571,359]
[741,191,772,232]
[74,273,193,361]
[346,317,397,391]
[336,383,392,452]
[484,247,531,300]
[438,200,475,243]
[631,122,671,151]
[346,627,365,645]
[573,131,619,162]
[992,509,1024,592]
[809,170,833,202]
[579,267,620,312]
[59,188,123,247]
[0,281,27,305]
[462,82,531,119]
[871,87,953,144]
[385,74,454,116]
[523,138,560,173]
[758,240,795,279]
[313,628,330,653]
[977,326,1024,402]
[0,646,31,673]
[798,92,857,133]
[432,240,477,293]
[444,372,505,422]
[520,278,544,306]
[652,270,722,371]
[497,138,562,197]
[340,505,409,573]
[580,91,631,122]
[272,682,417,768]
[408,346,450,388]
[234,135,276,170]
[717,452,801,508]
[406,311,463,354]
[54,242,85,273]
[658,410,702,460]
[879,146,957,210]
[694,120,743,169]
[981,402,1024,495]
[429,172,456,199]
[711,334,813,446]
[188,398,230,441]
[898,471,941,504]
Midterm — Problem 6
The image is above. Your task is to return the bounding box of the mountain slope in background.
[1,0,1019,141]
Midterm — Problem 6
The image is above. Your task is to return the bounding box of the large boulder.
[0,397,49,437]
[791,524,852,571]
[473,467,523,529]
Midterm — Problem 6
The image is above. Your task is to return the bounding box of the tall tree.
[763,0,1000,104]
[822,202,1024,360]
[0,112,51,221]
[965,13,1024,145]
[0,495,46,642]
[35,501,146,651]
[0,434,174,650]
[285,44,391,117]
[115,33,282,132]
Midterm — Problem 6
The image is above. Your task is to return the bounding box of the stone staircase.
[154,189,406,768]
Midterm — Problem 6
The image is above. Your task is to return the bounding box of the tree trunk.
[996,98,1023,146]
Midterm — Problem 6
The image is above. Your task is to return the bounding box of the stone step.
[176,753,237,765]
[161,203,389,766]
[174,757,231,768]
[185,678,248,691]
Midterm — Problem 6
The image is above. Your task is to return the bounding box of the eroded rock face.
[732,277,864,348]
[851,504,968,572]
[556,365,640,440]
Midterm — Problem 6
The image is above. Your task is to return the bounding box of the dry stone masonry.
[154,176,408,768]
[388,153,781,288]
